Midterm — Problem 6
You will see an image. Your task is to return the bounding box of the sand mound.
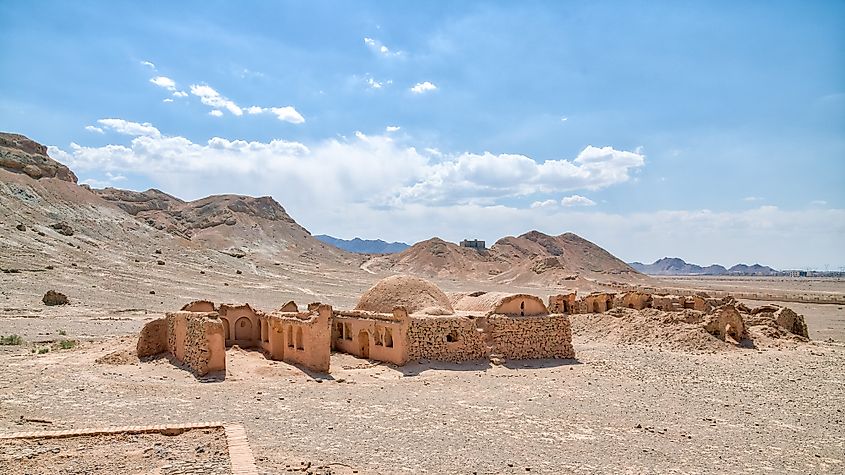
[571,308,735,352]
[355,275,454,315]
[95,349,138,365]
[572,305,810,352]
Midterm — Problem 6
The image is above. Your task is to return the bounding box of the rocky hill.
[367,231,647,287]
[314,235,410,254]
[630,257,778,276]
[0,132,77,182]
[95,189,355,264]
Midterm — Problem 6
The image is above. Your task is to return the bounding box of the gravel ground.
[1,336,842,474]
[0,428,230,475]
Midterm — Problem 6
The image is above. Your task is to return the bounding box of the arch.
[287,325,294,348]
[295,327,304,350]
[261,319,269,342]
[592,301,601,313]
[358,330,370,359]
[384,328,393,348]
[234,317,253,341]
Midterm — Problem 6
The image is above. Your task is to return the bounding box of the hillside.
[630,257,778,276]
[96,188,355,265]
[367,231,648,287]
[314,235,410,254]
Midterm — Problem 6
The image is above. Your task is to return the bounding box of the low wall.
[487,314,575,359]
[407,316,487,362]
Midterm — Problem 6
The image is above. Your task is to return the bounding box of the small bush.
[58,330,67,336]
[0,335,23,345]
[59,340,76,350]
[37,347,49,354]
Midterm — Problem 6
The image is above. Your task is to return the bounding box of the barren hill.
[367,231,648,287]
[96,188,353,264]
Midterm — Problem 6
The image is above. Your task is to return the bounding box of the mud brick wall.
[407,316,487,362]
[165,312,226,376]
[487,314,575,359]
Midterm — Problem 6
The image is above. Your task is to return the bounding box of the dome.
[355,275,454,315]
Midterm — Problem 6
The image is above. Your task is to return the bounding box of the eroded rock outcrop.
[0,133,77,182]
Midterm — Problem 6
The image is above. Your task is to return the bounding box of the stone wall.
[487,314,575,359]
[407,316,488,362]
[165,311,226,376]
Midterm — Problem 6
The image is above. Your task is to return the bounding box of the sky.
[1,1,843,270]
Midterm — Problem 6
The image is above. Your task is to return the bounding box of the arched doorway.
[234,317,253,341]
[593,301,600,313]
[358,330,370,359]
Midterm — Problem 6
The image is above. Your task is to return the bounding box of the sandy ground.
[1,271,844,474]
[0,428,230,475]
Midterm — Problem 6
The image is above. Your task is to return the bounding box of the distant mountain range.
[315,235,410,254]
[629,257,779,276]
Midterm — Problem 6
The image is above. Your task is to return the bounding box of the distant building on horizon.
[460,239,486,250]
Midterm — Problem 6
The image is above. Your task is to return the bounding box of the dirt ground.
[0,428,230,475]
[1,273,844,474]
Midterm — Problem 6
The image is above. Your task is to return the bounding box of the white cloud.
[268,107,305,124]
[55,122,642,210]
[96,118,161,137]
[189,84,243,116]
[84,125,104,134]
[385,126,401,132]
[744,196,764,202]
[410,81,437,94]
[560,116,569,122]
[366,77,391,90]
[163,98,174,103]
[393,145,644,205]
[150,76,177,91]
[241,106,305,124]
[187,84,303,123]
[561,195,596,207]
[530,199,558,209]
[140,60,156,69]
[363,37,401,57]
[173,91,188,98]
[811,200,828,206]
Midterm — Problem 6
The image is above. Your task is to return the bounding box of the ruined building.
[137,275,575,375]
[459,239,486,250]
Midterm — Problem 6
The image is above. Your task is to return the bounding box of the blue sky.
[1,1,843,269]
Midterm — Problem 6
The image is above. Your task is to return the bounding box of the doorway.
[358,330,370,359]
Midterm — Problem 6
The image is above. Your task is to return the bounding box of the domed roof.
[355,275,454,315]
